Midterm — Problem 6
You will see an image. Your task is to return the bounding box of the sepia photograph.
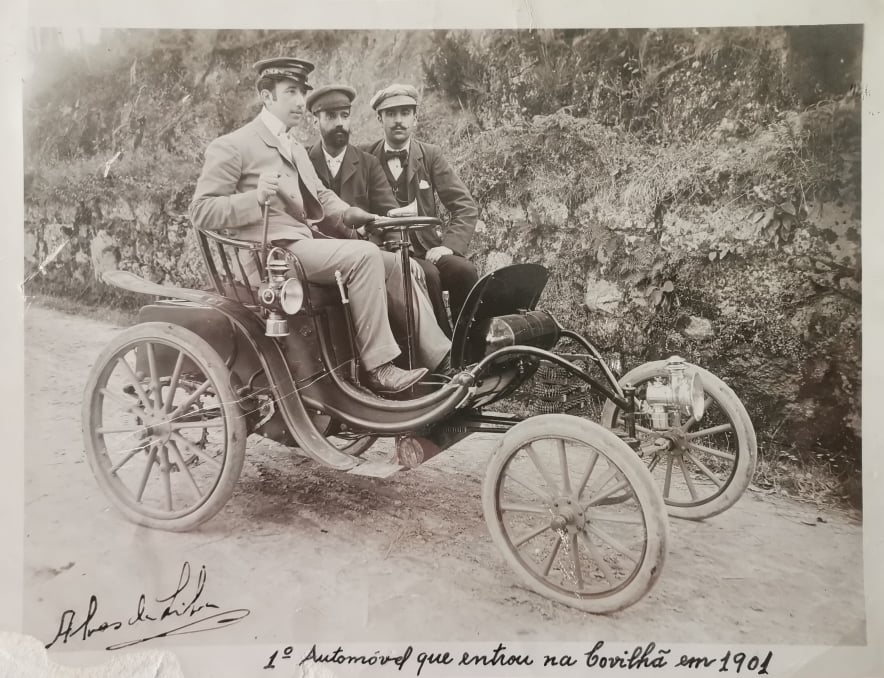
[3,1,882,677]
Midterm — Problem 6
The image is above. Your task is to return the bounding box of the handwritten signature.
[44,561,250,651]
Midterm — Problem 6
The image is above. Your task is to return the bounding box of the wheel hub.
[550,497,586,531]
[143,413,173,443]
[661,428,689,452]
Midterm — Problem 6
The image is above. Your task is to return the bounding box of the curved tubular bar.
[469,345,628,409]
[302,380,470,434]
[102,270,359,471]
[314,314,468,411]
[199,228,265,253]
[557,328,625,399]
[197,228,266,293]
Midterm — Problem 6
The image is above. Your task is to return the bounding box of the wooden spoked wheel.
[601,361,757,520]
[83,323,246,531]
[482,414,668,613]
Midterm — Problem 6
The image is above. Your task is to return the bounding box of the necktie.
[385,149,407,164]
[385,149,407,180]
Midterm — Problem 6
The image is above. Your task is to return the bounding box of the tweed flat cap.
[253,57,315,91]
[306,84,357,113]
[369,83,420,111]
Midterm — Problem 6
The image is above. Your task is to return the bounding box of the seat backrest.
[193,222,349,314]
[194,226,266,305]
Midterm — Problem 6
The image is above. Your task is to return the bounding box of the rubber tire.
[482,414,669,614]
[601,360,757,521]
[83,322,247,532]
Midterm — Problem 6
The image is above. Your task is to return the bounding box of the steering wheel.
[365,216,442,236]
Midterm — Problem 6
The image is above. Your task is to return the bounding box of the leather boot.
[366,362,428,394]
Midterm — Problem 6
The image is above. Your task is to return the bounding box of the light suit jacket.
[362,138,478,257]
[190,116,351,242]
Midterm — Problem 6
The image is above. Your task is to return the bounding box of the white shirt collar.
[383,139,411,155]
[259,107,288,138]
[322,145,347,164]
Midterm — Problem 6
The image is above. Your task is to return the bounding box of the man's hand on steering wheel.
[387,200,418,218]
[342,206,384,237]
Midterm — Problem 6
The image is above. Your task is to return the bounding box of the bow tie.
[384,149,408,164]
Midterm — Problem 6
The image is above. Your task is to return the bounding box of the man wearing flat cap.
[190,58,449,393]
[363,83,479,336]
[306,85,399,218]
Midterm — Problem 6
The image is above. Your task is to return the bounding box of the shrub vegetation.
[23,27,862,505]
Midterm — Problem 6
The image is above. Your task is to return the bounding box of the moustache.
[326,129,350,143]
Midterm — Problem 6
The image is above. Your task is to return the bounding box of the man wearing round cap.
[363,84,479,336]
[190,58,449,393]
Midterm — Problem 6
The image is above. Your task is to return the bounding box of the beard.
[325,128,349,147]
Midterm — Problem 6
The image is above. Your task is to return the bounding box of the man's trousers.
[282,239,449,372]
[413,254,479,337]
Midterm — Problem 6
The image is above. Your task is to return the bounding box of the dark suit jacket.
[307,142,399,217]
[362,138,478,257]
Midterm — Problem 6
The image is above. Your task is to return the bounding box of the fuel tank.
[479,310,560,355]
[451,263,552,368]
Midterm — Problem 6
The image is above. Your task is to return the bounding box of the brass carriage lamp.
[644,356,705,427]
[258,247,305,337]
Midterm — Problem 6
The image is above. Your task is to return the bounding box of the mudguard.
[102,270,359,471]
[451,263,550,368]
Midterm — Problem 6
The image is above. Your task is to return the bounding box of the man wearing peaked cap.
[363,83,479,337]
[253,56,315,90]
[305,83,450,365]
[190,59,449,393]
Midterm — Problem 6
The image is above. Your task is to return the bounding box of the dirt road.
[22,304,865,653]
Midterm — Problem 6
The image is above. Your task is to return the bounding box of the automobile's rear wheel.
[83,322,246,531]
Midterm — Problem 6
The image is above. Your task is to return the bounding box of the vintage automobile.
[82,215,756,614]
